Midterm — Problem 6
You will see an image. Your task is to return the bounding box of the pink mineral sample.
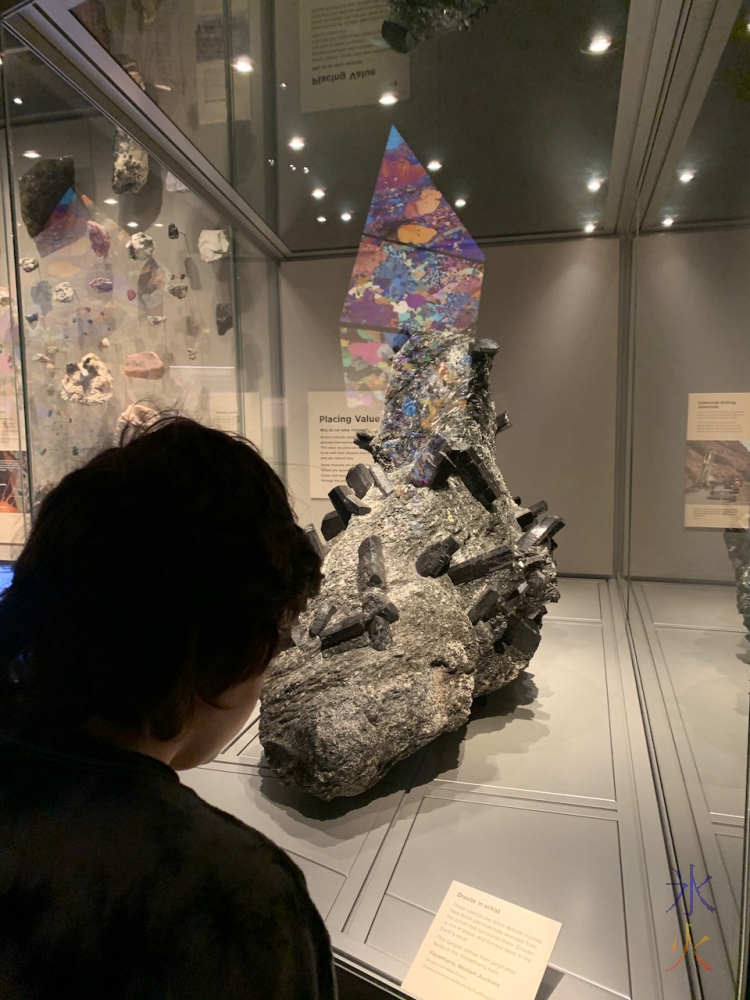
[127,288,136,301]
[123,350,165,380]
[86,220,110,258]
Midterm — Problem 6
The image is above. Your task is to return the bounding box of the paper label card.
[308,391,382,498]
[401,881,561,1000]
[685,392,750,529]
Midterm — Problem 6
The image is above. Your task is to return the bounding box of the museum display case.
[0,1,749,998]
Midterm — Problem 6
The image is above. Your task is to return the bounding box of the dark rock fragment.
[354,430,375,453]
[516,500,549,530]
[320,613,366,649]
[362,593,399,623]
[322,633,371,658]
[216,303,233,336]
[452,447,501,509]
[447,545,513,585]
[369,615,393,651]
[168,223,179,239]
[321,510,345,540]
[468,338,499,358]
[358,535,386,589]
[309,600,337,637]
[416,535,461,577]
[467,587,499,625]
[20,157,75,239]
[500,581,528,613]
[329,484,371,525]
[495,411,512,434]
[303,523,325,560]
[504,616,542,657]
[517,515,565,553]
[346,463,374,498]
[371,463,394,496]
[381,19,417,53]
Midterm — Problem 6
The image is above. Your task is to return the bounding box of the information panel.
[308,390,382,498]
[685,392,750,529]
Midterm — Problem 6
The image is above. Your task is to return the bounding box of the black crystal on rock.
[503,616,542,657]
[346,463,374,498]
[362,593,400,623]
[369,615,393,650]
[468,338,499,358]
[468,588,500,625]
[216,303,233,336]
[447,546,513,584]
[354,431,375,453]
[517,515,565,553]
[322,633,371,658]
[371,463,394,496]
[20,157,75,239]
[329,485,371,525]
[358,535,386,590]
[320,613,366,649]
[321,510,345,540]
[381,19,417,52]
[416,535,461,577]
[495,412,512,434]
[309,600,337,637]
[517,499,549,530]
[168,223,179,239]
[452,447,501,509]
[303,523,325,560]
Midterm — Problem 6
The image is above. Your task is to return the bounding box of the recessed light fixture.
[317,215,327,223]
[587,178,603,192]
[12,97,22,105]
[268,158,275,166]
[662,216,674,227]
[104,198,118,205]
[427,160,442,171]
[455,198,467,208]
[312,188,325,199]
[154,223,164,227]
[303,166,309,174]
[584,222,596,233]
[341,212,352,222]
[232,56,253,73]
[22,150,40,159]
[280,82,287,88]
[288,136,305,151]
[587,33,612,54]
[290,164,296,171]
[679,169,696,184]
[379,91,398,106]
[127,221,138,228]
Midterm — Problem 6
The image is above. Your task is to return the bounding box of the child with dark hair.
[0,416,334,999]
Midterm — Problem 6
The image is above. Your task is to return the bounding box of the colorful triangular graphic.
[339,127,485,404]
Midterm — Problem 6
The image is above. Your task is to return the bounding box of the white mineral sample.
[198,229,229,262]
[60,353,114,405]
[165,171,189,193]
[147,315,166,325]
[114,402,160,444]
[99,337,110,349]
[52,281,74,303]
[112,127,149,195]
[126,231,155,261]
[0,288,10,307]
[20,257,39,272]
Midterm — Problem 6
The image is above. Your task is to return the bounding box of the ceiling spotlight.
[662,216,674,227]
[341,212,352,222]
[679,169,696,184]
[104,198,118,205]
[455,198,467,208]
[22,150,40,159]
[587,33,612,54]
[126,221,138,228]
[317,216,327,223]
[154,223,164,227]
[268,158,275,166]
[12,97,22,105]
[288,136,305,151]
[280,82,287,88]
[379,91,398,106]
[232,56,253,73]
[303,166,309,174]
[587,178,603,192]
[312,188,325,199]
[289,164,296,171]
[584,222,596,233]
[427,160,442,171]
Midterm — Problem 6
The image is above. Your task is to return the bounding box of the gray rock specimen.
[216,303,233,336]
[20,257,39,272]
[87,221,110,258]
[259,326,562,799]
[724,528,750,634]
[60,353,113,405]
[198,229,229,262]
[123,350,165,380]
[89,277,113,293]
[19,157,74,239]
[112,127,149,195]
[167,276,189,299]
[126,231,155,260]
[52,282,74,303]
[168,223,179,239]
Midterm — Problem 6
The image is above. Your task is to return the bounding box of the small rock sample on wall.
[112,127,149,195]
[114,402,160,444]
[216,302,233,336]
[20,257,39,272]
[168,223,179,239]
[123,350,165,380]
[165,172,189,193]
[32,280,53,314]
[52,281,74,303]
[126,231,155,260]
[89,277,114,293]
[167,275,188,299]
[0,288,9,308]
[724,529,750,635]
[198,229,229,262]
[60,353,114,405]
[86,220,110,258]
[19,156,75,239]
[147,315,166,325]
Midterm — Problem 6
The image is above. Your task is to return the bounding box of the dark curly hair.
[0,415,321,740]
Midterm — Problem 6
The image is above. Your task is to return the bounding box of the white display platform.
[180,579,711,999]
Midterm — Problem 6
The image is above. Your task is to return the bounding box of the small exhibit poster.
[308,390,382,498]
[401,881,561,1000]
[299,0,410,113]
[685,392,750,529]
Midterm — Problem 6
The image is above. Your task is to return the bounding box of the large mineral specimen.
[112,127,149,195]
[198,229,229,262]
[60,353,113,405]
[259,130,562,800]
[124,350,165,380]
[19,157,74,239]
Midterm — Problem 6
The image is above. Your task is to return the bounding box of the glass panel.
[1,27,278,501]
[70,0,275,226]
[273,0,629,251]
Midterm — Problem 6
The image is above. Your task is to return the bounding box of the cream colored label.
[685,392,750,529]
[401,881,561,1000]
[307,391,382,498]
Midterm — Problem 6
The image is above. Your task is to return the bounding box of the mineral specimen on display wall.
[113,402,160,444]
[86,220,110,258]
[724,529,750,635]
[167,276,189,299]
[112,127,149,195]
[168,224,179,239]
[126,231,155,260]
[147,315,166,325]
[259,130,563,799]
[165,172,189,193]
[19,156,75,239]
[52,282,74,303]
[20,257,39,272]
[0,288,9,308]
[198,229,229,262]
[123,350,165,380]
[127,289,137,301]
[89,277,114,293]
[216,303,233,336]
[32,281,53,314]
[59,353,114,405]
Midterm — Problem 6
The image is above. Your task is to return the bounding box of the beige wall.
[279,236,620,577]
